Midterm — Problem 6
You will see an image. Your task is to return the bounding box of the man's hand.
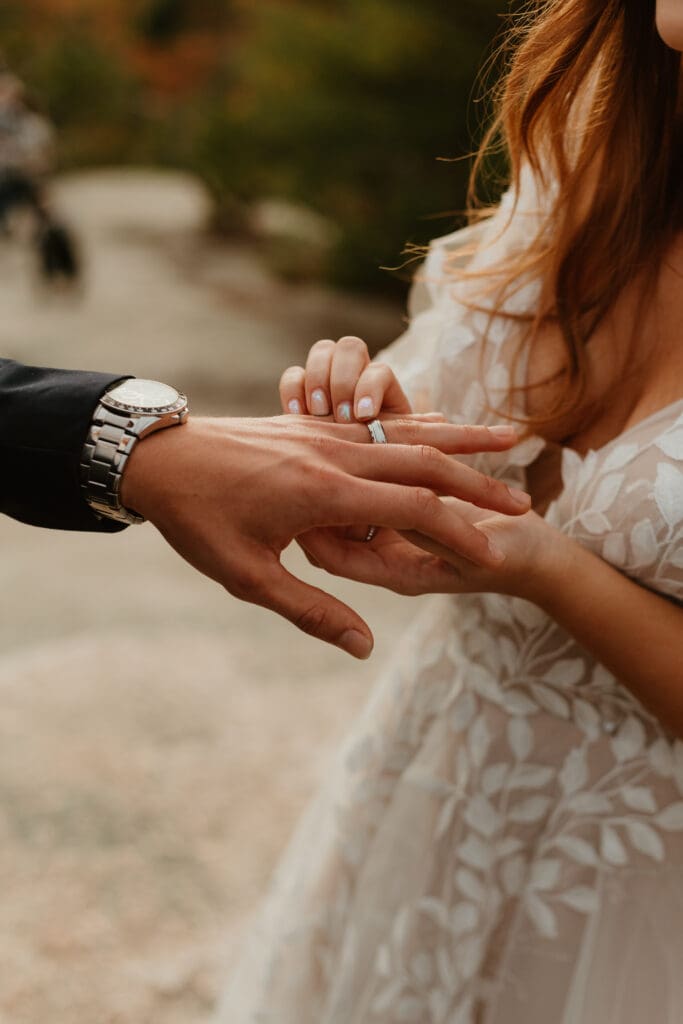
[120,414,530,659]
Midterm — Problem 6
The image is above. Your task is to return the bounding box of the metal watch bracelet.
[80,405,147,525]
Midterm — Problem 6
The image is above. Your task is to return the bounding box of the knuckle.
[337,334,368,353]
[312,465,343,494]
[386,572,419,596]
[413,487,440,517]
[225,563,260,601]
[295,603,330,637]
[278,368,303,391]
[490,478,512,505]
[280,366,304,386]
[305,432,337,459]
[310,338,336,354]
[417,443,442,469]
[477,472,495,496]
[300,453,343,494]
[370,361,392,380]
[495,477,512,500]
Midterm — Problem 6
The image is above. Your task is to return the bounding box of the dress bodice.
[377,193,683,792]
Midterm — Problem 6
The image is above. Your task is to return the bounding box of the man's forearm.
[537,537,683,737]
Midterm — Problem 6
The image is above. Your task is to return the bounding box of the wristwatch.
[80,378,189,525]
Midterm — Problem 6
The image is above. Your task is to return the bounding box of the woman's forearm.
[535,536,683,736]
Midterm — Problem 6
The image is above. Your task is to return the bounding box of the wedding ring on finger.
[367,419,388,445]
[364,419,387,542]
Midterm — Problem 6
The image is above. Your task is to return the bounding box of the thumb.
[263,563,374,659]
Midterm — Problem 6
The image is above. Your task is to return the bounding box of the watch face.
[102,379,184,414]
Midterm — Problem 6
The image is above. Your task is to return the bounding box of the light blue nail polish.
[338,401,352,422]
[288,399,302,415]
[357,396,375,419]
[311,388,330,416]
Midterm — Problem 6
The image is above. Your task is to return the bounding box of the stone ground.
[0,170,426,1023]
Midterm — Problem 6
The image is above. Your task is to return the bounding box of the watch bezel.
[101,380,187,417]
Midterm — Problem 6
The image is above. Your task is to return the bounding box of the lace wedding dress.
[215,170,683,1024]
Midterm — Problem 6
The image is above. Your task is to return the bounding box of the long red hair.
[464,0,682,433]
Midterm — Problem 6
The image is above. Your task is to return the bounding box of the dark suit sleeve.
[0,359,133,532]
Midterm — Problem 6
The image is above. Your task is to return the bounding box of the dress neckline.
[558,397,683,464]
[513,313,683,468]
[532,397,683,521]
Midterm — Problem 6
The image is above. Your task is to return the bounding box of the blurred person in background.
[0,69,53,223]
[217,1,683,1021]
[0,65,79,284]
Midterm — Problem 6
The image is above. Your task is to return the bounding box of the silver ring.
[364,421,386,542]
[367,419,388,445]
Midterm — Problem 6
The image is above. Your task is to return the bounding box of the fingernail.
[288,398,302,415]
[337,401,352,423]
[509,486,531,508]
[340,629,373,659]
[356,396,375,419]
[490,425,517,439]
[488,539,506,564]
[310,389,330,416]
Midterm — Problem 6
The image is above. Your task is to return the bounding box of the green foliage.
[136,0,187,43]
[195,0,507,291]
[135,0,238,39]
[28,32,144,166]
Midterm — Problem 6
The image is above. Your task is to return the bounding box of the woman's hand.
[279,335,413,422]
[299,499,573,606]
[279,333,531,550]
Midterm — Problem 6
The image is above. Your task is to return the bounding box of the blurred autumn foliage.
[0,0,509,292]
